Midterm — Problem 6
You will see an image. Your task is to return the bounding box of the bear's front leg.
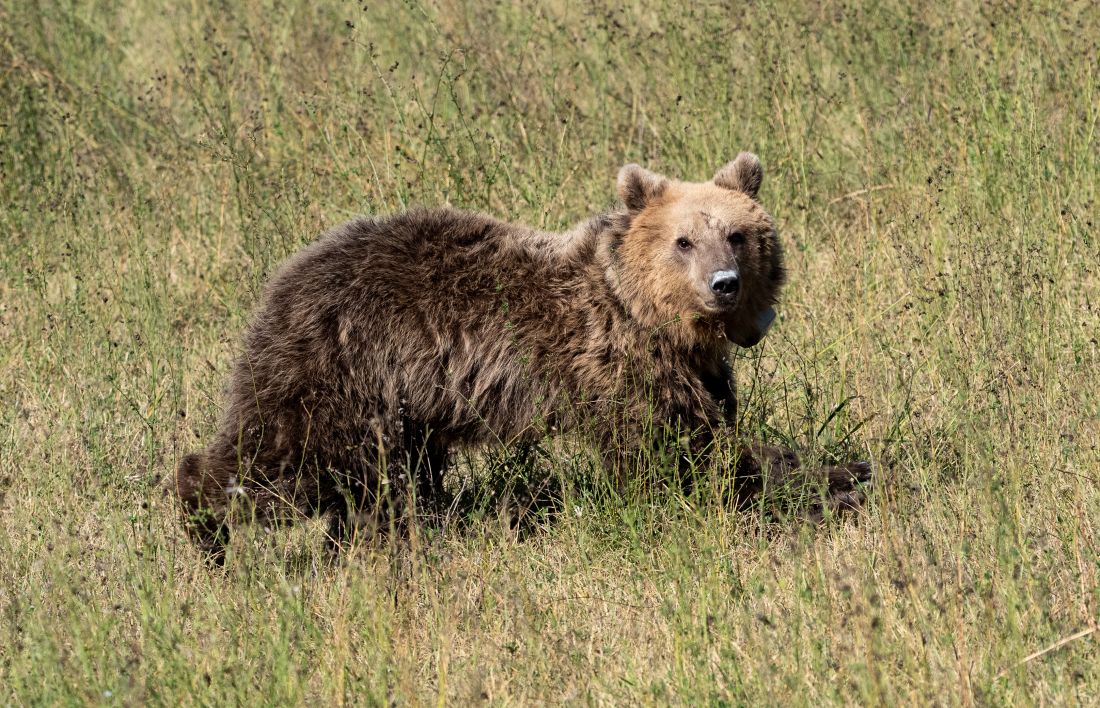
[593,383,725,494]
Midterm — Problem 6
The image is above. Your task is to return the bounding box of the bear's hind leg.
[176,452,231,566]
[323,442,409,554]
[325,510,350,557]
[323,458,384,556]
[409,427,449,525]
[324,425,450,557]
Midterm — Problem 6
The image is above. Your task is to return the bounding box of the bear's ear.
[617,164,669,212]
[713,152,763,199]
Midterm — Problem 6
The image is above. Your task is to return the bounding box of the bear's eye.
[676,237,693,251]
[728,231,745,245]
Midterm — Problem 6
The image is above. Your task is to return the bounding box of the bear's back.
[227,208,607,445]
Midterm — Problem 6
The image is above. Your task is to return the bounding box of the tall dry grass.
[1,0,1097,703]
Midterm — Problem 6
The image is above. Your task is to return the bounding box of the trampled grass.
[1,0,1097,703]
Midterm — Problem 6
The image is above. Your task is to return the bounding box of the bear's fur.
[176,153,869,562]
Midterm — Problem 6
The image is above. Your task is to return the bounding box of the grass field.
[2,0,1098,703]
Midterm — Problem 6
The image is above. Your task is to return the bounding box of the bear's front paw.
[809,460,872,522]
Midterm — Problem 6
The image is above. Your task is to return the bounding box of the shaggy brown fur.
[176,153,869,563]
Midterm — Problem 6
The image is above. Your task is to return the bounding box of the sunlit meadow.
[1,1,1097,703]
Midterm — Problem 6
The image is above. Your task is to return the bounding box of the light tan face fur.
[614,153,784,348]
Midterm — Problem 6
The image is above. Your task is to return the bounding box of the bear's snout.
[709,269,740,298]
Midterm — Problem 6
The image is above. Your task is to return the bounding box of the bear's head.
[607,153,785,350]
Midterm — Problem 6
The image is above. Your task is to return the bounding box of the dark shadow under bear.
[176,154,871,563]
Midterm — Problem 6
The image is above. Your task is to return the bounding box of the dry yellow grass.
[1,0,1097,703]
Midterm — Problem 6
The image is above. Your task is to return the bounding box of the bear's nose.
[709,270,740,296]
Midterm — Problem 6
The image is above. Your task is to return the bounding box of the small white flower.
[225,476,245,496]
[573,505,584,518]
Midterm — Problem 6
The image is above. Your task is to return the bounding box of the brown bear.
[176,153,869,563]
